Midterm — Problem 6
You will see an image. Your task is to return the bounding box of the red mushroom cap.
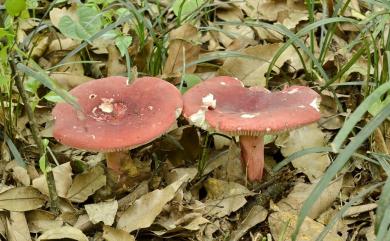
[182,76,321,135]
[52,76,183,152]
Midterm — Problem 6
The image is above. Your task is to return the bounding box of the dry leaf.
[276,124,330,182]
[49,6,77,29]
[278,177,343,219]
[107,44,126,76]
[50,72,93,90]
[32,162,72,198]
[0,187,46,211]
[12,166,30,186]
[66,166,106,203]
[37,226,88,241]
[103,226,135,241]
[163,24,200,76]
[6,212,31,241]
[85,200,118,225]
[269,208,344,241]
[26,210,63,233]
[117,175,190,232]
[204,178,253,218]
[229,205,268,241]
[218,43,303,86]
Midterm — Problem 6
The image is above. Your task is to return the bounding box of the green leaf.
[115,35,132,57]
[181,74,201,93]
[5,0,26,16]
[58,6,102,41]
[39,139,49,175]
[172,0,205,20]
[43,91,64,103]
[368,95,390,116]
[24,77,41,94]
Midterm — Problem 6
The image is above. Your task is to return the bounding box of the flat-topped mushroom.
[52,76,183,174]
[182,76,321,181]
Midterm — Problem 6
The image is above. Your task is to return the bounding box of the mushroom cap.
[182,76,321,136]
[52,76,183,152]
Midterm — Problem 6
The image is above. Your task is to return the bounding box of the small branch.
[10,61,60,215]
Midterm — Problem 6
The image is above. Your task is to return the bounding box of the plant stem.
[10,61,60,215]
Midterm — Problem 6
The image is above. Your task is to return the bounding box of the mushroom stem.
[239,135,264,181]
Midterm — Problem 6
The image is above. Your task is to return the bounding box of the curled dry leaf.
[103,226,135,241]
[66,166,106,203]
[37,226,88,241]
[85,200,118,225]
[0,187,46,212]
[117,175,190,233]
[32,162,72,198]
[275,124,330,182]
[218,43,304,87]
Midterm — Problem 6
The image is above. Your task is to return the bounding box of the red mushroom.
[52,76,183,175]
[182,76,321,181]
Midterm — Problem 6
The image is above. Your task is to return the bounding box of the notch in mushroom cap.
[182,76,321,181]
[52,76,183,174]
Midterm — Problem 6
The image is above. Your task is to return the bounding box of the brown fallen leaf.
[66,166,106,203]
[103,226,135,241]
[275,124,331,182]
[218,43,303,86]
[26,210,63,233]
[6,212,31,241]
[37,226,88,241]
[50,72,93,90]
[0,187,46,212]
[32,162,72,198]
[107,44,126,76]
[85,200,118,225]
[229,205,268,241]
[204,178,253,218]
[163,24,201,77]
[117,175,190,233]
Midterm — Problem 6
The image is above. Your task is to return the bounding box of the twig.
[10,61,60,215]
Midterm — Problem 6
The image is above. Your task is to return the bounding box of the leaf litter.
[0,0,386,240]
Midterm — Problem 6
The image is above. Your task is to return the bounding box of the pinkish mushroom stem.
[239,135,264,181]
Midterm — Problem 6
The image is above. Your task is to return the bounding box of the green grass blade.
[376,170,390,232]
[376,207,390,240]
[331,81,390,152]
[292,103,390,241]
[4,133,26,168]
